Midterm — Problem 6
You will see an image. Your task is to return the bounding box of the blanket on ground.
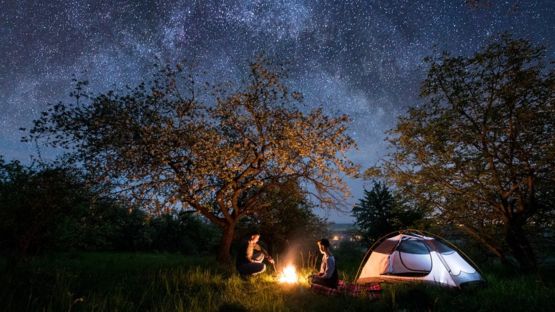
[310,280,382,299]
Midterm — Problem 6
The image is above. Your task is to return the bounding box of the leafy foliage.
[352,181,426,245]
[0,157,88,257]
[370,35,555,270]
[54,202,219,254]
[0,156,219,257]
[27,57,358,263]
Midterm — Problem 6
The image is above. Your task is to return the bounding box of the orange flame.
[278,264,298,284]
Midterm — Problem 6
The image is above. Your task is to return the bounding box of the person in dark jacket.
[236,231,274,277]
[309,238,339,288]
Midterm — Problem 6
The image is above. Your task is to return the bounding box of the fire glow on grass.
[277,264,298,284]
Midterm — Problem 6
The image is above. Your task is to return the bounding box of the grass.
[1,252,554,311]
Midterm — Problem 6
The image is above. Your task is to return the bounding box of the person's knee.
[254,263,266,274]
[252,252,264,262]
[253,264,266,275]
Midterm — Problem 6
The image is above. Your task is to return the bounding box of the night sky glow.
[1,0,554,222]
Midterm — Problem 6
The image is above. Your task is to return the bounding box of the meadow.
[1,251,554,312]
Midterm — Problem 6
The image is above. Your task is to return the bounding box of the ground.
[1,252,554,311]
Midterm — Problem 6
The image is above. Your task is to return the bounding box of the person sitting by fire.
[309,238,339,289]
[236,231,275,278]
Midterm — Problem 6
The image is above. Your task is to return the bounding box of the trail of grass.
[1,252,554,311]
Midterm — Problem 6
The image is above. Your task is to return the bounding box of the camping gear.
[310,280,382,299]
[355,230,484,288]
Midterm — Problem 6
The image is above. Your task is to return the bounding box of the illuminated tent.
[355,231,484,288]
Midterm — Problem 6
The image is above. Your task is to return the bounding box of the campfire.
[277,264,299,284]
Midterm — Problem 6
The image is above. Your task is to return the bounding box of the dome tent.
[355,230,484,288]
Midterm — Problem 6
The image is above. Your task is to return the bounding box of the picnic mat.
[310,280,382,299]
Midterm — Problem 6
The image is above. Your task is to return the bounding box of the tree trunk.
[217,222,236,265]
[505,220,537,272]
[459,224,510,266]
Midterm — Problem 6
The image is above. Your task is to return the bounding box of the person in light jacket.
[309,238,339,288]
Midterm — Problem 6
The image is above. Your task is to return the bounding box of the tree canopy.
[370,35,555,270]
[352,181,426,245]
[0,157,88,258]
[27,57,357,263]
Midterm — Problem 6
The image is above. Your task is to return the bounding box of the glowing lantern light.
[278,264,298,284]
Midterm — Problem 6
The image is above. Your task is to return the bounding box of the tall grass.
[1,252,554,311]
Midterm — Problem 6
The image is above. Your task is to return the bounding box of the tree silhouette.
[352,181,425,245]
[371,35,555,271]
[27,57,357,263]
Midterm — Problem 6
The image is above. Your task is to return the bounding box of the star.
[1,0,554,222]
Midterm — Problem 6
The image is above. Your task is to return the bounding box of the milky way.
[1,0,554,221]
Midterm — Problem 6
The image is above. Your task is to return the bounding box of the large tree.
[352,182,396,245]
[371,36,555,270]
[352,181,425,245]
[27,58,357,263]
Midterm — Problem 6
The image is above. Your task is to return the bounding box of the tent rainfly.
[355,231,484,288]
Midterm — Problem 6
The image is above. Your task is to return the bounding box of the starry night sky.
[1,0,554,222]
